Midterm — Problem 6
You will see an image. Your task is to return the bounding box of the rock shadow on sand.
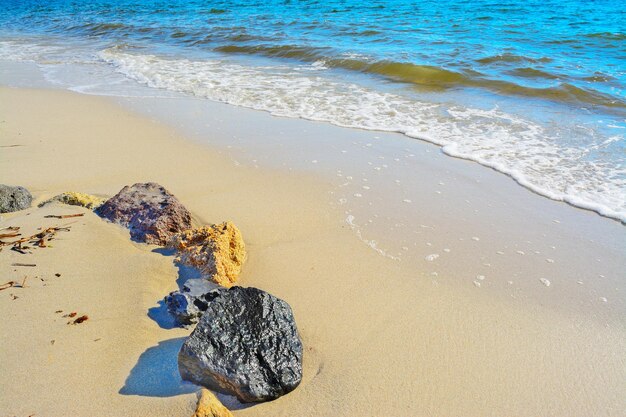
[120,337,197,397]
[120,337,257,410]
[152,247,203,287]
[148,248,204,329]
[147,299,178,329]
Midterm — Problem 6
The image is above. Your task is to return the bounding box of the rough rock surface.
[192,389,234,417]
[0,184,32,213]
[178,286,303,403]
[168,222,246,287]
[165,279,224,326]
[38,191,106,210]
[95,182,192,245]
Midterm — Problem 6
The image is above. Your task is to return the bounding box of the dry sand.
[0,87,624,417]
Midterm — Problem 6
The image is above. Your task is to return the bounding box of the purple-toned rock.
[96,182,192,245]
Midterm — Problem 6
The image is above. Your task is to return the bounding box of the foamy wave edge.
[94,48,625,224]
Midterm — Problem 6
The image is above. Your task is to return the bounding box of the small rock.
[168,222,246,287]
[192,389,234,417]
[95,182,192,245]
[38,191,106,210]
[178,287,303,403]
[0,184,32,213]
[165,279,224,325]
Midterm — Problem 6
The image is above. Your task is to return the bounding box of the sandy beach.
[1,86,625,417]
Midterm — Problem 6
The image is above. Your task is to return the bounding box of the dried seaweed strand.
[0,226,70,248]
[0,233,20,239]
[44,213,84,219]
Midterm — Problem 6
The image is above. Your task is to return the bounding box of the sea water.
[0,0,624,221]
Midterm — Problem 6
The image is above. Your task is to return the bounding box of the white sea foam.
[345,214,400,260]
[1,39,624,222]
[96,49,626,222]
[0,39,69,62]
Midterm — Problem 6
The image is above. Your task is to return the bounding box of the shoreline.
[118,91,626,225]
[114,88,625,321]
[1,86,625,416]
[1,56,624,223]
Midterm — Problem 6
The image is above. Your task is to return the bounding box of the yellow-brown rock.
[192,389,234,417]
[38,191,106,210]
[169,221,246,287]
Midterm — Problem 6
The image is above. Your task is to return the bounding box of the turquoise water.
[1,0,625,220]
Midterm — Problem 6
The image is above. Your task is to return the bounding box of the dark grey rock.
[165,279,224,326]
[0,184,32,213]
[95,182,192,245]
[178,286,303,403]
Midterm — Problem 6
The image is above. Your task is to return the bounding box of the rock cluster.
[165,279,224,326]
[89,181,300,403]
[178,286,303,403]
[96,182,192,245]
[0,184,32,213]
[168,222,246,287]
[38,191,106,210]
